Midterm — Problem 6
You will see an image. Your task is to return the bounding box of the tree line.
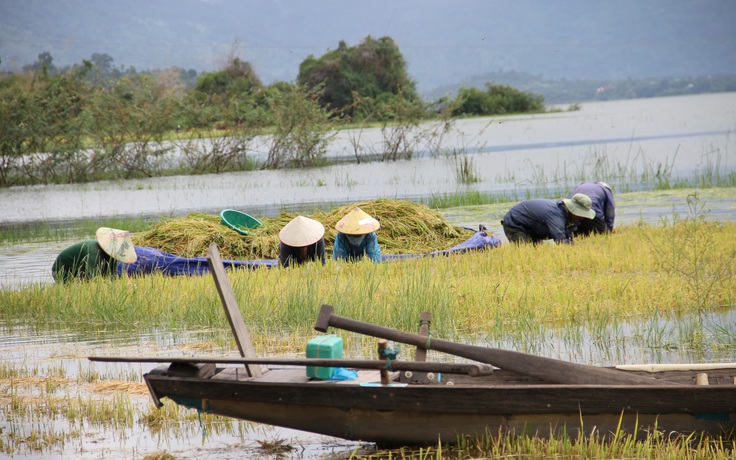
[0,35,547,187]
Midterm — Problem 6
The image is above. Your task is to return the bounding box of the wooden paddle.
[314,304,677,386]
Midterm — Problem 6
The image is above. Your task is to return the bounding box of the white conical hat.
[279,216,325,247]
[95,227,137,264]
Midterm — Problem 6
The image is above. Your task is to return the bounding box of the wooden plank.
[415,312,431,361]
[146,375,735,415]
[89,355,495,376]
[401,311,433,384]
[206,243,262,377]
[616,363,736,372]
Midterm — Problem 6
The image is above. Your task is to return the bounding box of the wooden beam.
[206,243,261,377]
[88,355,495,376]
[314,304,676,386]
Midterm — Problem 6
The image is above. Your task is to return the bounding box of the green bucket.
[220,209,262,235]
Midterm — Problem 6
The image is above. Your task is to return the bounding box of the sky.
[1,0,735,93]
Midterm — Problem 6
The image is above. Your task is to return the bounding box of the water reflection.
[0,322,370,459]
[480,308,736,366]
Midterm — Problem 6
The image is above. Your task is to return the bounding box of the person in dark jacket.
[52,227,138,282]
[332,207,381,263]
[568,181,615,235]
[278,216,326,267]
[501,193,596,244]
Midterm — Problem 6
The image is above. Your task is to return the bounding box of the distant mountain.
[2,0,735,95]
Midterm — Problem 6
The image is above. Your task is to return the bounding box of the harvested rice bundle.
[133,199,472,259]
[321,199,468,254]
[132,213,254,259]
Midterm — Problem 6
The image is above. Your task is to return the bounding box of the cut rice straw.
[133,199,472,259]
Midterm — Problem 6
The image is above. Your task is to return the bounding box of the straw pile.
[132,199,470,260]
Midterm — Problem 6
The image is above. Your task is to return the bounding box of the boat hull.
[145,369,736,444]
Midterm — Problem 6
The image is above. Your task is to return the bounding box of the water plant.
[646,194,735,311]
[447,150,481,184]
[2,209,733,361]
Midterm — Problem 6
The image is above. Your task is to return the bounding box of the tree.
[22,51,57,76]
[297,36,418,117]
[194,57,261,97]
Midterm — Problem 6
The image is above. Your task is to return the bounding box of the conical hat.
[561,193,596,219]
[279,216,325,247]
[335,207,380,235]
[95,227,138,264]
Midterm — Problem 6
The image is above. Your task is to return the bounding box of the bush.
[451,83,545,117]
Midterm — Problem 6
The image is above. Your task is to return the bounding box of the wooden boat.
[90,244,736,445]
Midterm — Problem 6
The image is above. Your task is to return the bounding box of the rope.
[379,345,401,371]
[418,319,433,350]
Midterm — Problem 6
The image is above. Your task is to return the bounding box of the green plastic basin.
[220,209,262,235]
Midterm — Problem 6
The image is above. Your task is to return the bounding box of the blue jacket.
[568,182,615,231]
[332,232,381,263]
[502,199,574,243]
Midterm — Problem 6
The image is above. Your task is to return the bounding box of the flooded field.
[1,92,734,225]
[1,93,735,459]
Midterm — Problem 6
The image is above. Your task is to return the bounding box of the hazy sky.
[2,0,735,92]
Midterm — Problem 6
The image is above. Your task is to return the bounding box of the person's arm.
[279,242,295,267]
[332,233,347,261]
[316,238,326,265]
[364,232,381,263]
[604,190,616,232]
[547,209,573,244]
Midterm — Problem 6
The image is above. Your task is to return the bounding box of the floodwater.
[1,92,735,289]
[1,92,736,459]
[1,92,734,224]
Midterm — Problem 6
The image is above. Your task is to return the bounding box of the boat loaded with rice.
[90,244,736,445]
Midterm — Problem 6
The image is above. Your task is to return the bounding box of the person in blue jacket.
[278,215,326,267]
[332,207,381,263]
[568,181,615,235]
[501,193,595,244]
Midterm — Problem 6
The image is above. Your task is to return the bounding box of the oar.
[314,304,676,386]
[88,356,494,377]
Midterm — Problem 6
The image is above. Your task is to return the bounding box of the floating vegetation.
[132,199,470,259]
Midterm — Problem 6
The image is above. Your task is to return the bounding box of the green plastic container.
[220,209,262,235]
[306,335,343,380]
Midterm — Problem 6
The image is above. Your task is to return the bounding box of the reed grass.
[2,219,733,361]
[0,215,156,244]
[356,429,736,459]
